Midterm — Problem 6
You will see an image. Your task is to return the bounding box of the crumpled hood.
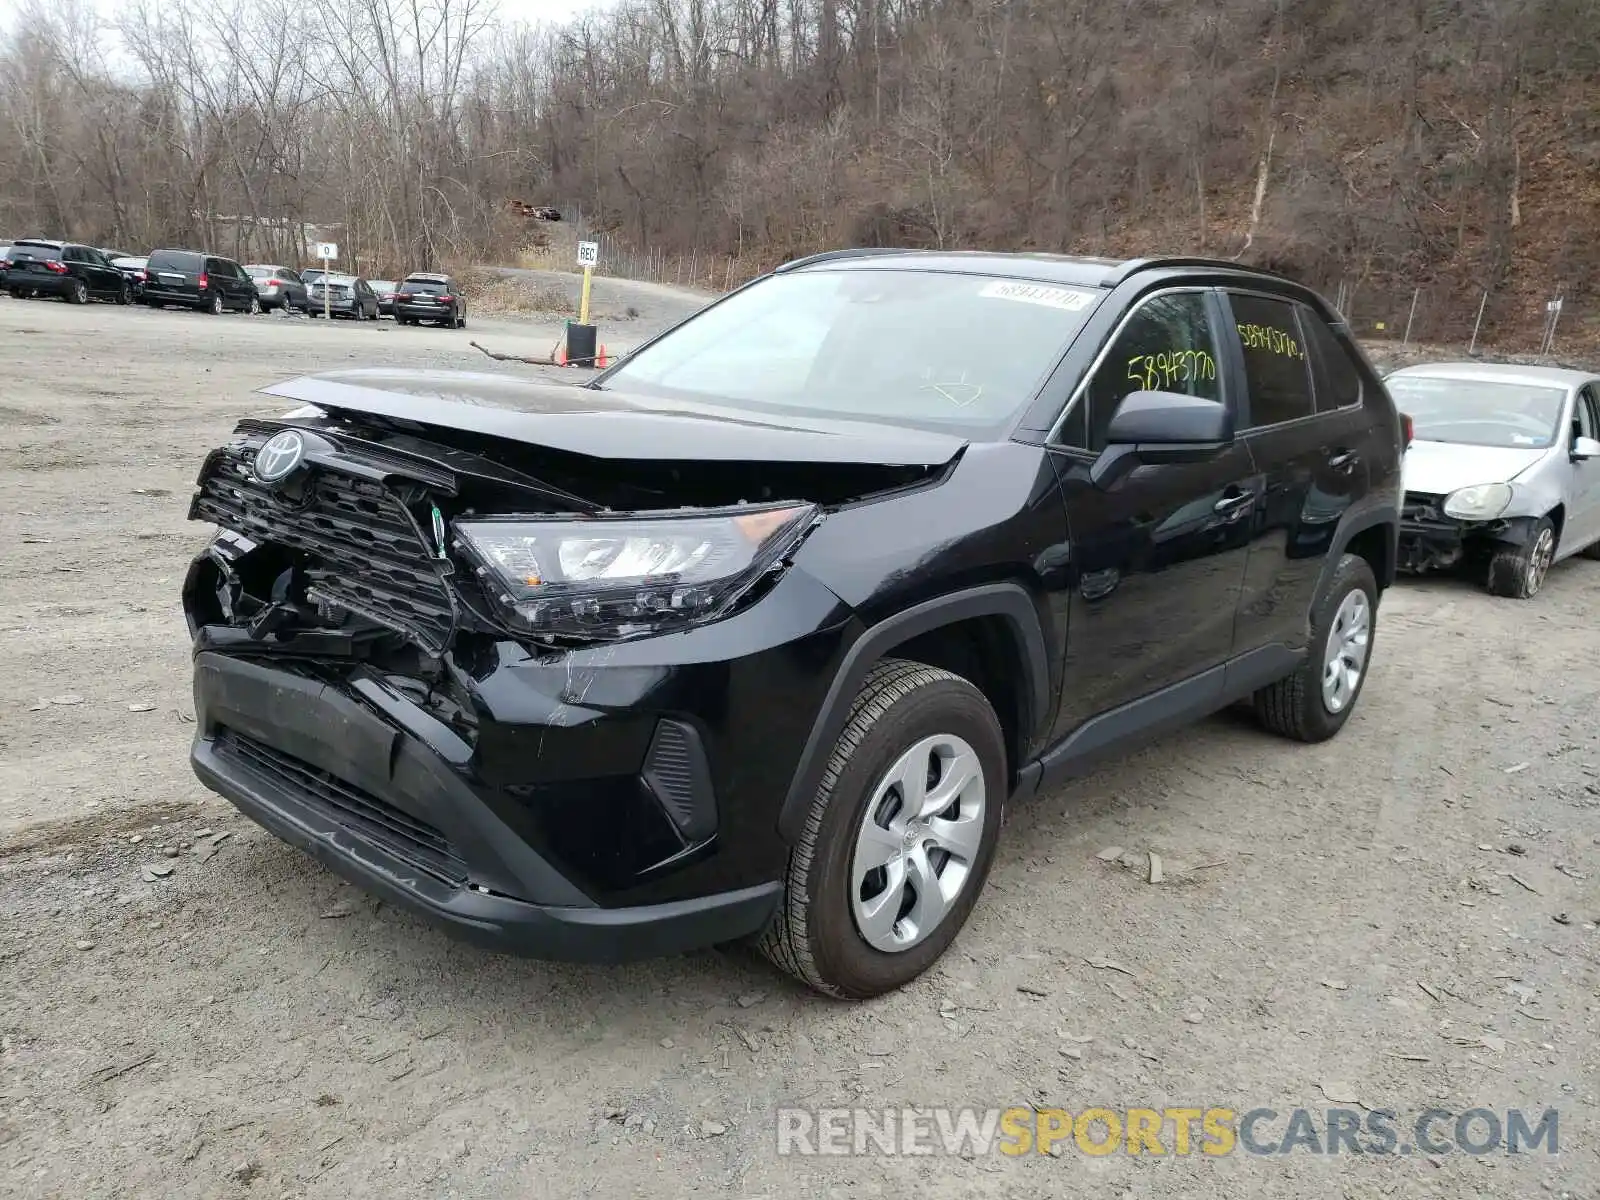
[1401,439,1548,495]
[260,368,968,467]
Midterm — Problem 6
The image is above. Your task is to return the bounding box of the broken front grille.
[191,442,455,652]
[1402,491,1446,523]
[216,728,468,886]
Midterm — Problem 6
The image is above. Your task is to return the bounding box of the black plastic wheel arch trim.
[776,581,1050,844]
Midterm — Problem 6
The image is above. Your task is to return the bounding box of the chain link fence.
[1311,278,1590,363]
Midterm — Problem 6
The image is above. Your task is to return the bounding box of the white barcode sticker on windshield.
[977,281,1096,311]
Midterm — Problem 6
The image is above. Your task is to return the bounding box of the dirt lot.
[1,295,1597,1199]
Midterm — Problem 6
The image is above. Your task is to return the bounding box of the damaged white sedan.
[1389,363,1600,598]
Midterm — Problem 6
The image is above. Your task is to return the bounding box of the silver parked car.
[1389,362,1600,597]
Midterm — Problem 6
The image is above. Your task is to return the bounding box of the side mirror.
[1573,436,1600,460]
[1090,391,1233,488]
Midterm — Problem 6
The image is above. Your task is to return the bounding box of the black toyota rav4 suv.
[183,252,1401,999]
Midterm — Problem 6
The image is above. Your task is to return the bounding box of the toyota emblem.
[253,430,306,483]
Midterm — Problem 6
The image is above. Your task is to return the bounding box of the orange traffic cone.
[596,345,608,369]
[555,343,567,366]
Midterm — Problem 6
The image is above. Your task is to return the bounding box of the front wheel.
[116,282,132,305]
[248,295,261,315]
[1487,517,1556,598]
[756,659,1006,999]
[1254,552,1378,743]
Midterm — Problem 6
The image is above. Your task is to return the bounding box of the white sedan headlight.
[1443,482,1513,520]
[454,503,818,639]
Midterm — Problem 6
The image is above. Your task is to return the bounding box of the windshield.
[1388,375,1568,449]
[601,269,1105,432]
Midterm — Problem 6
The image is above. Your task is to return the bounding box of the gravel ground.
[1,295,1597,1199]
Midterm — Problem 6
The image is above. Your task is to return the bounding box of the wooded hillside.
[2,0,1596,343]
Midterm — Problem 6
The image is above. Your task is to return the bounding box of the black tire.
[204,293,223,315]
[67,279,89,305]
[116,281,132,305]
[756,659,1007,999]
[248,295,261,315]
[1254,552,1378,743]
[1487,517,1556,598]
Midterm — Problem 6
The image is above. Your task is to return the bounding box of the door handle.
[1214,490,1255,514]
[1327,450,1360,473]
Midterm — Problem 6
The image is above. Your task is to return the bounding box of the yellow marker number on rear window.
[1237,323,1303,359]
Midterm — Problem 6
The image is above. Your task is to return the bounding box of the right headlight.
[1442,482,1513,520]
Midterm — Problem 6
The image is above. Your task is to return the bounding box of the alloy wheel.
[1525,527,1556,595]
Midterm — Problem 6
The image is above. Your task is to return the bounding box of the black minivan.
[140,249,260,314]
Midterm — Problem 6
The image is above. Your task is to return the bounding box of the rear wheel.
[204,293,223,315]
[67,279,89,305]
[1254,553,1378,743]
[1487,517,1556,598]
[756,659,1006,999]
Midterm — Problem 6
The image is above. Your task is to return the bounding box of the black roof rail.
[774,247,918,273]
[1105,256,1294,286]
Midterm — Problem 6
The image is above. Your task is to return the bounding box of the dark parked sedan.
[109,256,149,297]
[2,240,132,304]
[305,273,380,320]
[368,279,398,317]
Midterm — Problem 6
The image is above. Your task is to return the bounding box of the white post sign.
[315,243,337,318]
[576,241,599,325]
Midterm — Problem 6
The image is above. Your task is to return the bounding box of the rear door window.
[1227,292,1317,428]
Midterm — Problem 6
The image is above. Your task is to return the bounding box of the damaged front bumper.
[1398,492,1539,573]
[184,556,853,962]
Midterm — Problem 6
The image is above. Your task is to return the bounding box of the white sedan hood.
[1402,440,1547,495]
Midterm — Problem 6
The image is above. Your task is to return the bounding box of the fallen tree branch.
[469,339,608,367]
[470,339,559,365]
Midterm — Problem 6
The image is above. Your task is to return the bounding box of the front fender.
[775,581,1050,844]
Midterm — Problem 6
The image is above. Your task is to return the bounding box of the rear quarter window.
[1301,313,1364,411]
